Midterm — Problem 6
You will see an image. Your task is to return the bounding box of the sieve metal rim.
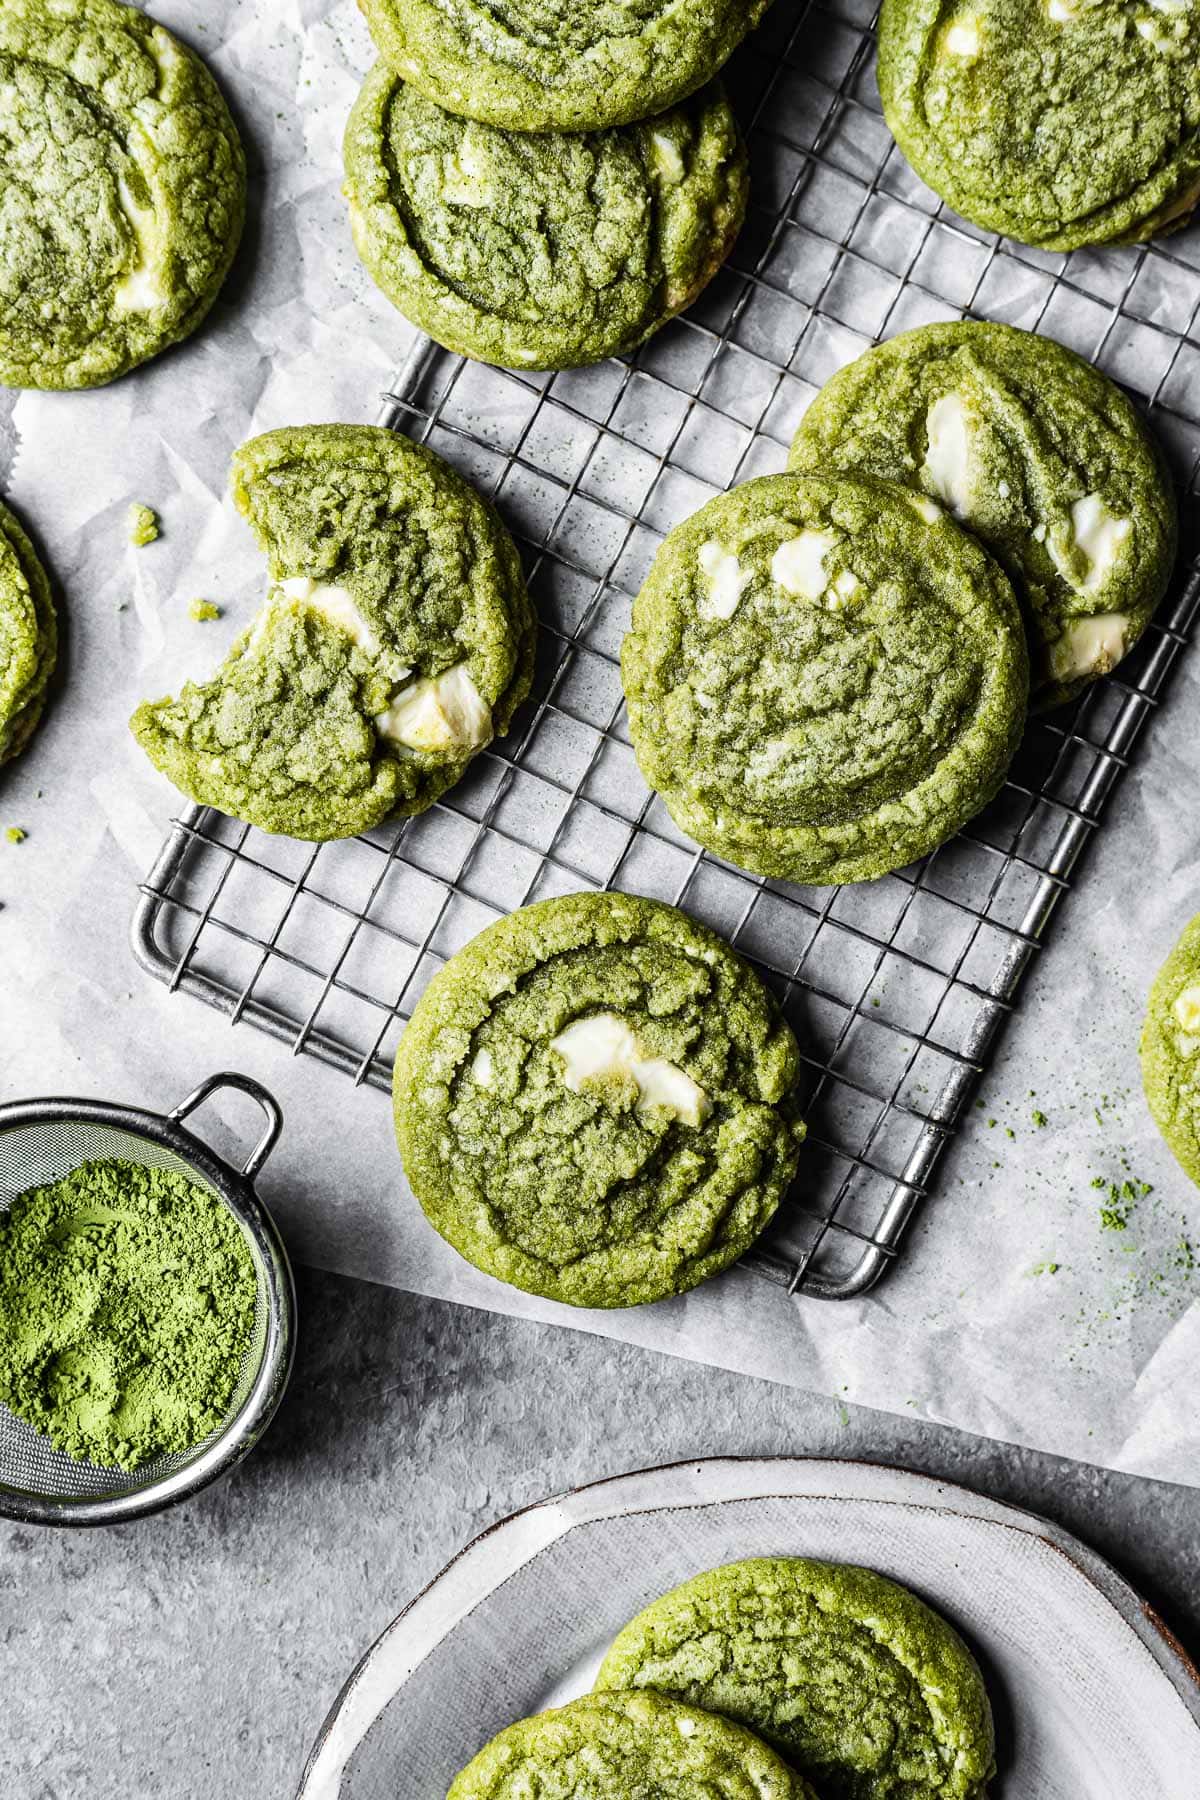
[0,1071,296,1529]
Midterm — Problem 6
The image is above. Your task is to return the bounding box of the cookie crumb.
[6,826,26,844]
[128,503,160,547]
[188,599,222,622]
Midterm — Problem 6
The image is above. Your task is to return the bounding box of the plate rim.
[296,1453,1200,1799]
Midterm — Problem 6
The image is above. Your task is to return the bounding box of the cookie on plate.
[1141,913,1200,1186]
[344,68,748,371]
[450,1690,819,1800]
[131,425,533,841]
[0,502,57,763]
[789,323,1178,710]
[595,1557,995,1800]
[393,890,805,1309]
[358,0,774,133]
[877,0,1200,249]
[622,472,1027,885]
[0,0,246,390]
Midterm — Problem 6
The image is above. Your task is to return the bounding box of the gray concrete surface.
[3,1268,1198,1798]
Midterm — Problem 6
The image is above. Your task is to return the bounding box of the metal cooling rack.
[131,0,1200,1300]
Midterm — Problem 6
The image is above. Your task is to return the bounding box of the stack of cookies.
[449,1557,996,1800]
[343,0,772,369]
[622,320,1178,886]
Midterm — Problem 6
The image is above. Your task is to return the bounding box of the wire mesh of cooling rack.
[132,0,1200,1300]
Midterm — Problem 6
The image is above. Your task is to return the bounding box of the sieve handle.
[168,1072,283,1181]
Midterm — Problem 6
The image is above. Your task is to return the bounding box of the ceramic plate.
[298,1457,1200,1800]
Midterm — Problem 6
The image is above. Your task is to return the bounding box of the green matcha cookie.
[393,890,805,1308]
[595,1557,995,1800]
[789,323,1177,711]
[358,0,774,133]
[131,425,533,841]
[0,0,246,390]
[1140,913,1200,1186]
[0,501,57,764]
[622,472,1027,885]
[878,0,1200,249]
[344,68,747,372]
[449,1691,818,1800]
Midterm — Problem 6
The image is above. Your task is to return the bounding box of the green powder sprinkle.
[6,826,26,844]
[1097,1177,1152,1234]
[128,502,159,547]
[0,1159,257,1470]
[1028,1260,1060,1276]
[188,598,222,622]
[1032,1110,1047,1127]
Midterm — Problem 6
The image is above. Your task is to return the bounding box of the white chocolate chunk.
[279,576,379,654]
[832,568,861,599]
[676,1719,698,1739]
[1173,985,1200,1032]
[909,494,944,525]
[944,16,981,54]
[1176,1033,1200,1060]
[376,663,492,751]
[550,1012,710,1127]
[1147,0,1187,14]
[471,1047,495,1088]
[1047,612,1130,682]
[922,392,973,517]
[441,132,493,206]
[772,530,835,600]
[1047,0,1075,18]
[698,541,750,620]
[651,131,686,185]
[112,177,168,314]
[1071,493,1132,592]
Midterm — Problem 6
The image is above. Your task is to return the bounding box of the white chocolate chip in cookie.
[551,1012,711,1127]
[922,392,974,517]
[944,15,981,55]
[279,576,379,655]
[441,130,494,205]
[113,177,169,314]
[698,541,751,620]
[909,494,944,525]
[772,530,836,600]
[650,131,686,184]
[1173,985,1200,1033]
[1047,613,1130,683]
[376,663,492,751]
[1070,494,1132,592]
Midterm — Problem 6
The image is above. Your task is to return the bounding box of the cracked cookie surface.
[131,424,533,841]
[393,890,805,1308]
[595,1558,995,1800]
[449,1689,819,1800]
[622,472,1027,885]
[0,0,245,388]
[344,68,747,371]
[0,501,56,764]
[789,323,1177,710]
[1141,912,1200,1186]
[358,0,774,132]
[878,0,1200,248]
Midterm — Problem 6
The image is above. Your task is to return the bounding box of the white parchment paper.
[1,0,1198,1487]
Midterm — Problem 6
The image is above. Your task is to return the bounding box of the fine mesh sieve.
[0,1072,295,1527]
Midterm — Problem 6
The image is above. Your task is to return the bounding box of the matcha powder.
[0,1159,258,1471]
